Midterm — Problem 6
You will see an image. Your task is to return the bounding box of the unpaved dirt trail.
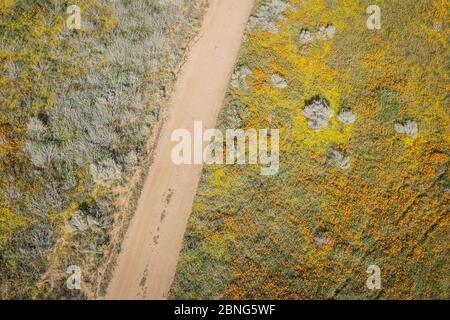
[106,0,254,300]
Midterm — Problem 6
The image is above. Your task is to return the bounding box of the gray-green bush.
[0,0,204,299]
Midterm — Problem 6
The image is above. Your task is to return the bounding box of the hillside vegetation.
[0,0,204,299]
[171,0,449,299]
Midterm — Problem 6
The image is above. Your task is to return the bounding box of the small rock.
[302,98,333,130]
[394,120,418,139]
[325,149,350,170]
[270,74,288,89]
[337,109,356,124]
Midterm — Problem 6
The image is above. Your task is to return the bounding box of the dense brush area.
[171,0,449,299]
[0,0,204,299]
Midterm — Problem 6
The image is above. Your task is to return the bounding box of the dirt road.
[106,0,254,299]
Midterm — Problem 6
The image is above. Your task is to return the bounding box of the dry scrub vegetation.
[0,0,204,299]
[171,0,449,299]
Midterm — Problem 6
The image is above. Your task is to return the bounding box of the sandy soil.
[106,0,254,299]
